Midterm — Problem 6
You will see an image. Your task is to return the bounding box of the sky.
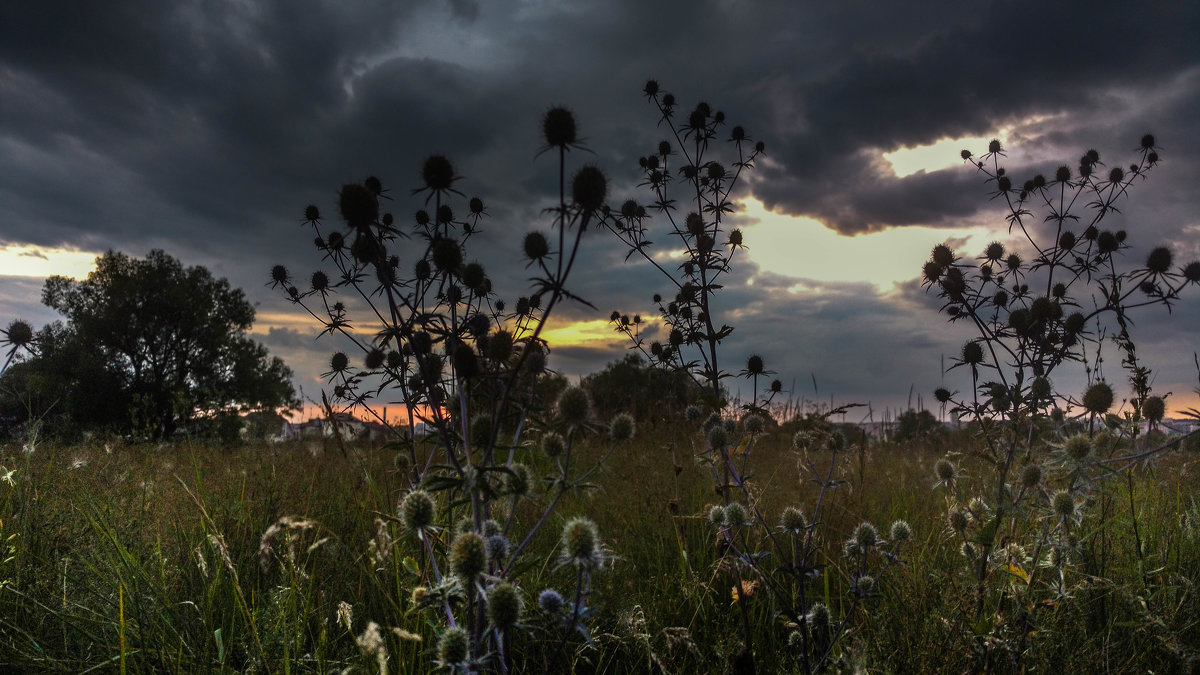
[2,0,1199,422]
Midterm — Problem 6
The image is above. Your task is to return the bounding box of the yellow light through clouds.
[0,245,98,279]
[884,136,997,177]
[738,198,995,289]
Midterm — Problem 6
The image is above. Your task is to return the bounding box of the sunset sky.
[2,1,1199,421]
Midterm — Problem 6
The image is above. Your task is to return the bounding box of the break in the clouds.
[2,0,1199,415]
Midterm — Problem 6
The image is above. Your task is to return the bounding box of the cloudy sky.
[3,0,1199,421]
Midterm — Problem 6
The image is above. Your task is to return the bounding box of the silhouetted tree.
[892,408,941,442]
[581,353,698,421]
[1,250,297,439]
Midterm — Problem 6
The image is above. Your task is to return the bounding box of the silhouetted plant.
[272,107,634,672]
[605,81,892,674]
[925,136,1200,669]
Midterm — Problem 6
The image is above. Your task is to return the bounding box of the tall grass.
[2,430,1197,672]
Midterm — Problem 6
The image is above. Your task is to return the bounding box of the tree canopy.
[1,250,297,439]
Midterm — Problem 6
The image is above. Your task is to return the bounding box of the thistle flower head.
[934,458,957,484]
[931,244,955,267]
[503,463,531,497]
[609,412,636,443]
[744,414,765,435]
[708,424,729,450]
[780,506,806,533]
[3,320,34,348]
[338,183,379,229]
[558,386,591,425]
[1020,463,1043,488]
[421,155,456,193]
[947,508,969,533]
[1082,381,1115,415]
[487,582,523,632]
[538,588,565,614]
[852,521,879,549]
[561,516,602,569]
[572,165,607,213]
[450,531,487,580]
[542,107,577,149]
[889,519,913,543]
[541,431,565,458]
[723,501,749,527]
[1142,396,1166,423]
[1051,489,1077,520]
[1146,247,1173,274]
[437,626,469,666]
[1063,434,1092,460]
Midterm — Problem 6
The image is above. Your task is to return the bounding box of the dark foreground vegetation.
[1,427,1198,672]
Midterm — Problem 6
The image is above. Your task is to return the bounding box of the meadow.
[2,422,1198,673]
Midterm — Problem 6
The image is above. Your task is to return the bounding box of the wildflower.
[708,504,727,526]
[1142,396,1165,423]
[934,458,957,486]
[401,490,436,532]
[437,626,469,667]
[541,432,566,458]
[487,582,523,632]
[451,532,487,580]
[1020,463,1043,488]
[724,502,749,528]
[731,579,758,603]
[609,412,636,443]
[1051,489,1077,520]
[503,463,531,498]
[542,107,577,149]
[561,516,602,570]
[1063,434,1092,461]
[1082,381,1115,415]
[780,506,806,533]
[853,521,879,549]
[947,508,969,534]
[338,183,379,230]
[889,519,913,543]
[538,588,565,614]
[707,424,729,450]
[558,386,591,425]
[523,231,550,260]
[3,320,34,348]
[744,414,765,435]
[572,165,608,213]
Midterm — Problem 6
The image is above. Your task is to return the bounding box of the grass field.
[2,424,1198,672]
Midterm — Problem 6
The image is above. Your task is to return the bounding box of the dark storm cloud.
[3,0,1198,412]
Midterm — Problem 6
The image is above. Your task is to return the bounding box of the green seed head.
[437,626,469,665]
[935,458,957,484]
[450,532,487,580]
[961,341,984,365]
[1020,463,1043,488]
[401,490,436,531]
[724,502,748,527]
[1051,490,1076,519]
[708,504,726,526]
[708,424,729,450]
[1064,434,1092,460]
[889,519,913,543]
[853,521,879,549]
[948,508,969,533]
[541,432,565,458]
[1142,396,1166,423]
[1082,381,1115,415]
[558,386,591,425]
[609,412,636,443]
[562,517,600,567]
[504,463,531,497]
[780,506,806,533]
[487,582,523,632]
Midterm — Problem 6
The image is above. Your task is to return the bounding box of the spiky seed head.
[997,175,1012,192]
[1030,376,1052,402]
[1052,490,1076,519]
[558,386,591,425]
[452,343,478,379]
[684,405,702,422]
[488,582,523,632]
[935,458,957,483]
[1140,133,1155,149]
[1146,247,1173,274]
[469,413,492,450]
[1098,231,1119,254]
[562,516,599,565]
[538,588,565,614]
[609,413,635,443]
[572,165,607,212]
[982,242,1003,261]
[540,431,565,459]
[450,532,487,580]
[961,341,984,365]
[542,107,577,148]
[988,139,1002,154]
[934,387,952,403]
[329,352,349,373]
[1109,167,1125,183]
[1082,382,1115,415]
[780,506,806,533]
[270,264,290,285]
[931,244,955,267]
[724,502,748,527]
[486,535,510,563]
[853,522,879,549]
[401,490,436,531]
[708,424,729,450]
[523,232,550,260]
[4,320,34,347]
[707,162,725,180]
[855,575,876,595]
[993,289,1009,308]
[807,602,831,629]
[437,626,469,665]
[960,149,972,160]
[770,379,783,393]
[338,183,378,229]
[503,463,531,498]
[431,238,462,272]
[1183,262,1200,283]
[744,414,765,435]
[364,348,385,370]
[728,228,743,247]
[708,504,726,526]
[1140,396,1165,423]
[922,261,943,283]
[421,155,455,192]
[948,508,969,533]
[746,354,765,375]
[1021,463,1043,488]
[890,519,913,543]
[1064,434,1092,460]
